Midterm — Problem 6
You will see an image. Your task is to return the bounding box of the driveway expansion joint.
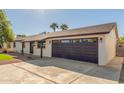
[11,64,58,84]
[68,75,82,84]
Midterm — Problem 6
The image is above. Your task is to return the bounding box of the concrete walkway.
[119,64,124,83]
[119,57,124,83]
[0,57,123,84]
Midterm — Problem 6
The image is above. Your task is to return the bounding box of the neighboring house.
[10,22,119,65]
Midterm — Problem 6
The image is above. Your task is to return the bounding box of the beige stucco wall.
[23,42,30,54]
[98,36,106,65]
[23,41,41,56]
[33,42,41,56]
[98,28,117,65]
[42,39,52,57]
[12,42,22,53]
[104,28,117,65]
[22,40,52,57]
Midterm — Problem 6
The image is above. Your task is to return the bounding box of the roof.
[14,22,119,42]
[14,37,25,41]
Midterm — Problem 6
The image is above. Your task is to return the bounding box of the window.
[61,40,70,43]
[52,40,61,44]
[13,42,16,48]
[38,40,46,48]
[41,40,46,44]
[82,38,97,42]
[72,39,80,43]
[37,41,41,48]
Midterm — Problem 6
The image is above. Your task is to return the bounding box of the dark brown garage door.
[52,38,98,64]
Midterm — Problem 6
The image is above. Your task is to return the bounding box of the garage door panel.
[52,38,98,64]
[66,55,98,63]
[70,49,97,53]
[57,45,97,50]
[69,54,97,59]
[54,46,97,50]
[52,49,98,56]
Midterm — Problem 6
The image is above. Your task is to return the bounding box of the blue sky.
[5,9,124,37]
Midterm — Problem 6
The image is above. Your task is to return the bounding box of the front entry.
[52,38,98,64]
[30,41,34,54]
[22,42,25,55]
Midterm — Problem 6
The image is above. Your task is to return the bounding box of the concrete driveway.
[0,57,123,84]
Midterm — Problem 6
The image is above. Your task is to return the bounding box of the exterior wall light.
[100,37,103,42]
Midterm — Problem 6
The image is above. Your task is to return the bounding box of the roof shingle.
[14,22,118,42]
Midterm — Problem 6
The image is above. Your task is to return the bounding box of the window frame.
[81,38,97,43]
[52,38,97,44]
[61,40,70,43]
[37,41,41,48]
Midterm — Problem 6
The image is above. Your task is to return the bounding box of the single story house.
[10,22,119,65]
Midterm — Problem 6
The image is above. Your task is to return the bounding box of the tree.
[119,36,124,43]
[60,24,69,31]
[0,10,14,48]
[50,23,58,32]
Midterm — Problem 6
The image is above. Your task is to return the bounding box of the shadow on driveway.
[23,57,122,82]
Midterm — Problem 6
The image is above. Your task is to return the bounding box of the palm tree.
[60,24,69,31]
[50,23,58,32]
